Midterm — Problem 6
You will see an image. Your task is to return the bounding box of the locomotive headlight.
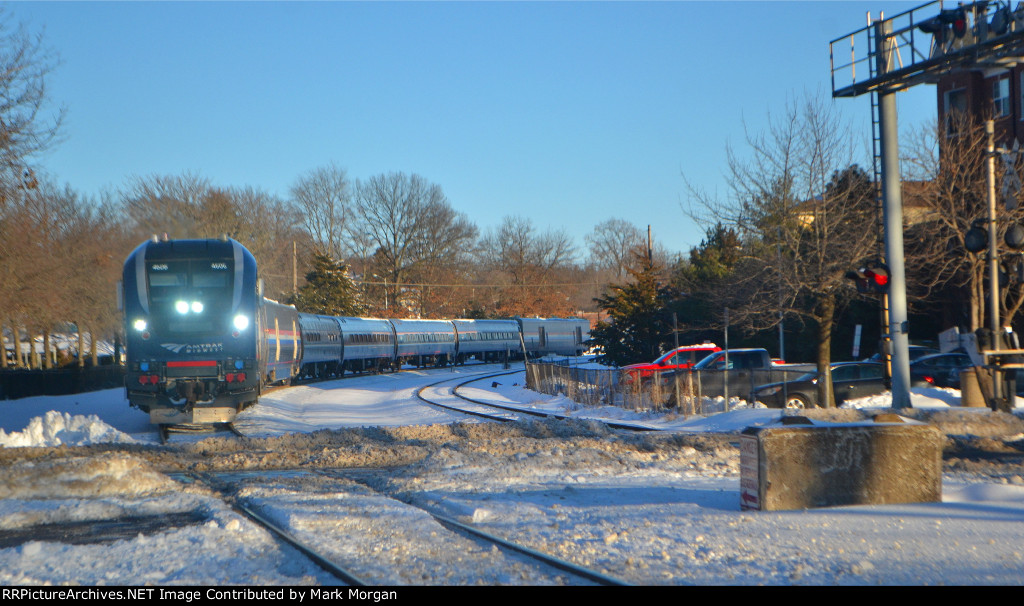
[233,314,249,330]
[175,300,189,314]
[191,301,204,313]
[133,319,147,332]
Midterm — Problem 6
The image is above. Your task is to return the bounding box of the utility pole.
[647,225,653,265]
[874,17,912,409]
[986,120,1004,404]
[723,307,730,413]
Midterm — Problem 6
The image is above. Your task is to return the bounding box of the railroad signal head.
[939,8,969,38]
[1006,223,1024,250]
[846,261,890,294]
[965,220,989,253]
[864,263,889,293]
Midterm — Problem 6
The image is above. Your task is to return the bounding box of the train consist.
[120,236,590,425]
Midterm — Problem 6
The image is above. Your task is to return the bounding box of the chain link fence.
[525,362,814,414]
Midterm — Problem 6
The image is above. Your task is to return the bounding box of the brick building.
[936,64,1024,146]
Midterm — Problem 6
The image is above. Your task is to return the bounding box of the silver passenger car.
[452,319,521,363]
[336,316,396,372]
[391,318,457,367]
[516,317,590,357]
[296,313,343,378]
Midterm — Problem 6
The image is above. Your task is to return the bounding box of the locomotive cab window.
[146,258,235,334]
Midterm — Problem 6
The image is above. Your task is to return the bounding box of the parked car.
[620,343,721,384]
[675,348,813,402]
[751,361,921,409]
[909,352,974,388]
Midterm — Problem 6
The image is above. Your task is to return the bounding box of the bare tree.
[230,185,310,299]
[585,218,645,280]
[0,8,64,208]
[289,163,350,259]
[407,199,478,316]
[0,9,65,366]
[119,172,212,239]
[3,176,105,368]
[62,189,132,366]
[352,172,477,316]
[685,94,878,407]
[478,215,579,317]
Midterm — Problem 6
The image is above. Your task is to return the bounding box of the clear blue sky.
[10,1,937,257]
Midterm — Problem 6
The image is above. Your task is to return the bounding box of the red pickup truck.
[620,343,721,383]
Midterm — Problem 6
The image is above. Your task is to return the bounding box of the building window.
[994,77,1011,117]
[945,88,968,135]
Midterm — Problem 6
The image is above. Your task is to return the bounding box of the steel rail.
[313,469,632,587]
[184,470,368,587]
[445,371,660,432]
[428,511,631,586]
[414,369,527,422]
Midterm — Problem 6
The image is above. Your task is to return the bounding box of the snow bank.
[0,453,178,500]
[0,411,136,447]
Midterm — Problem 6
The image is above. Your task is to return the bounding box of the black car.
[909,352,974,388]
[751,361,892,409]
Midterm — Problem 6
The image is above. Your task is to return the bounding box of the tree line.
[2,162,667,368]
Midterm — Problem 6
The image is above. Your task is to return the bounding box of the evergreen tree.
[666,224,742,346]
[288,252,365,317]
[589,252,677,366]
[679,223,742,285]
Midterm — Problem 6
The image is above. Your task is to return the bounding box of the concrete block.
[740,416,943,511]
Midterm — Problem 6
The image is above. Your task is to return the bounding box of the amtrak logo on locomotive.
[161,342,225,354]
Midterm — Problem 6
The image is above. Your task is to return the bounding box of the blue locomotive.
[121,236,590,425]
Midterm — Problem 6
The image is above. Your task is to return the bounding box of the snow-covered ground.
[1,364,1023,585]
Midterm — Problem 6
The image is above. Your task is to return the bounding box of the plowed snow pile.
[0,411,135,447]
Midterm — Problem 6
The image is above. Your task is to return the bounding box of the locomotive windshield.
[146,258,234,334]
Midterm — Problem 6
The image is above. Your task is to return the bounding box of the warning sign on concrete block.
[739,431,760,510]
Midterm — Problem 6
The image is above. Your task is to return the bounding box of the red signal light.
[938,8,969,38]
[951,11,968,38]
[847,261,890,294]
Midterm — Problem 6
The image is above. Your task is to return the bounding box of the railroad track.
[414,369,528,422]
[181,470,367,585]
[417,370,659,432]
[178,468,630,586]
